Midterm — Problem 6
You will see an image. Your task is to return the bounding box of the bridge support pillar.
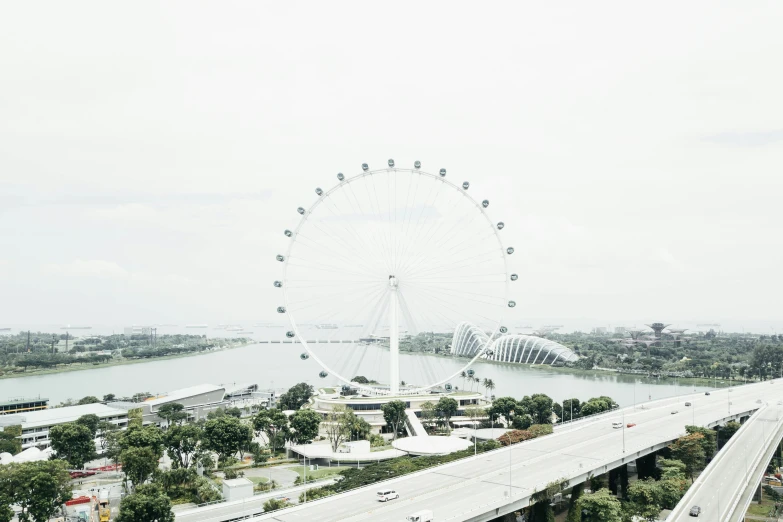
[636,452,657,480]
[619,464,629,499]
[608,468,618,496]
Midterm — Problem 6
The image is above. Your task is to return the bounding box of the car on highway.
[777,401,783,406]
[685,402,692,407]
[377,489,399,502]
[671,410,679,414]
[626,423,636,428]
[705,392,710,395]
[689,505,701,516]
[757,399,763,404]
[612,421,623,429]
[274,496,290,502]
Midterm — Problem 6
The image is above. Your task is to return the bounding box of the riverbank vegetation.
[0,331,250,377]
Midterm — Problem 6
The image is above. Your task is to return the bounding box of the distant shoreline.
[0,342,253,381]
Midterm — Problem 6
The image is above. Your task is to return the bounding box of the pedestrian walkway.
[405,409,427,437]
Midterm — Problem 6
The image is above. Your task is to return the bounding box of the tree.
[121,425,165,459]
[225,407,242,418]
[121,447,159,489]
[511,413,533,430]
[103,393,116,402]
[574,488,623,522]
[202,416,252,463]
[97,421,118,453]
[157,403,188,426]
[0,460,72,522]
[104,430,124,466]
[625,478,665,522]
[75,414,100,437]
[488,396,520,426]
[77,395,101,405]
[278,382,315,410]
[562,399,581,421]
[381,401,407,440]
[580,396,618,417]
[290,409,321,444]
[435,397,458,434]
[420,401,437,431]
[669,432,706,482]
[685,425,717,458]
[346,412,371,441]
[323,405,352,452]
[164,424,203,469]
[116,484,174,522]
[519,394,554,424]
[0,425,22,455]
[719,421,741,444]
[253,409,289,454]
[351,376,370,384]
[49,422,95,469]
[465,407,486,429]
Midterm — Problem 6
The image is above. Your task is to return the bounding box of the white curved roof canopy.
[451,322,578,365]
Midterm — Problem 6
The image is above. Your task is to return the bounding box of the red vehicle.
[626,423,636,428]
[65,496,91,506]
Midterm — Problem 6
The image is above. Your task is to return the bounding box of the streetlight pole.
[508,409,514,498]
[622,409,625,453]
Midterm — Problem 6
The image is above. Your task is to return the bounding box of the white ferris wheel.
[275,159,516,396]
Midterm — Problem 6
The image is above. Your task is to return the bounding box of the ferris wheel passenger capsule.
[277,306,287,313]
[439,168,446,177]
[462,181,469,190]
[300,353,309,360]
[497,222,505,230]
[500,326,508,334]
[510,273,518,281]
[286,331,295,338]
[297,207,305,215]
[414,160,421,169]
[482,200,489,208]
[315,187,323,196]
[319,371,328,378]
[444,383,452,391]
[362,163,369,171]
[486,349,494,356]
[284,229,292,237]
[274,281,282,288]
[507,247,514,255]
[276,255,285,262]
[508,301,516,308]
[337,172,345,181]
[388,159,395,167]
[467,369,475,377]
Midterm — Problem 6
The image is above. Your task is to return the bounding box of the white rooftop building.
[0,403,129,450]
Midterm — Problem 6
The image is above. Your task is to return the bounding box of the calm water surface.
[0,341,714,405]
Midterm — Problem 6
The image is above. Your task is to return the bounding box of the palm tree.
[474,376,480,392]
[460,370,467,390]
[482,378,489,398]
[484,378,495,399]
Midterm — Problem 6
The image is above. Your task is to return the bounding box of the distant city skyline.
[1,2,782,326]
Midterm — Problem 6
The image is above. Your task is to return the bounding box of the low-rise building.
[0,396,49,416]
[0,403,129,450]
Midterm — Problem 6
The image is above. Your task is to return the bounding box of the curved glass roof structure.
[451,322,578,365]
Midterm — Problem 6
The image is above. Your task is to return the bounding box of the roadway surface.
[207,380,783,522]
[669,397,783,521]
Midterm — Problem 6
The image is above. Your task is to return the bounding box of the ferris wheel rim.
[279,164,511,396]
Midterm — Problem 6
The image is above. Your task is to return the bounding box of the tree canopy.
[157,403,188,425]
[0,460,72,522]
[381,400,407,440]
[278,382,315,410]
[574,488,623,522]
[116,484,174,522]
[202,416,252,463]
[49,422,95,469]
[289,409,321,444]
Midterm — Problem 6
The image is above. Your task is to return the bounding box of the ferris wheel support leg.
[389,277,400,396]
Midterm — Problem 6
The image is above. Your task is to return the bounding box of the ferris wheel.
[275,159,515,396]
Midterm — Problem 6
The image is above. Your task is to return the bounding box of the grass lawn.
[293,466,349,481]
[746,497,777,517]
[371,445,394,452]
[247,476,270,484]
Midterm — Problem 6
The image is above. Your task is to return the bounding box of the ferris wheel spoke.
[287,284,385,315]
[292,230,380,278]
[286,258,381,280]
[404,251,504,281]
[402,283,502,327]
[393,175,447,275]
[343,181,395,275]
[404,281,507,302]
[315,194,391,275]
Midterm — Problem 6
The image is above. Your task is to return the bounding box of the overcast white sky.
[1,2,781,329]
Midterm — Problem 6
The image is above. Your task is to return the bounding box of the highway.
[668,398,783,521]
[189,379,783,522]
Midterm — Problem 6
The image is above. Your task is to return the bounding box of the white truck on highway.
[406,509,434,522]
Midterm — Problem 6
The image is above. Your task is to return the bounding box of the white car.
[377,489,399,502]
